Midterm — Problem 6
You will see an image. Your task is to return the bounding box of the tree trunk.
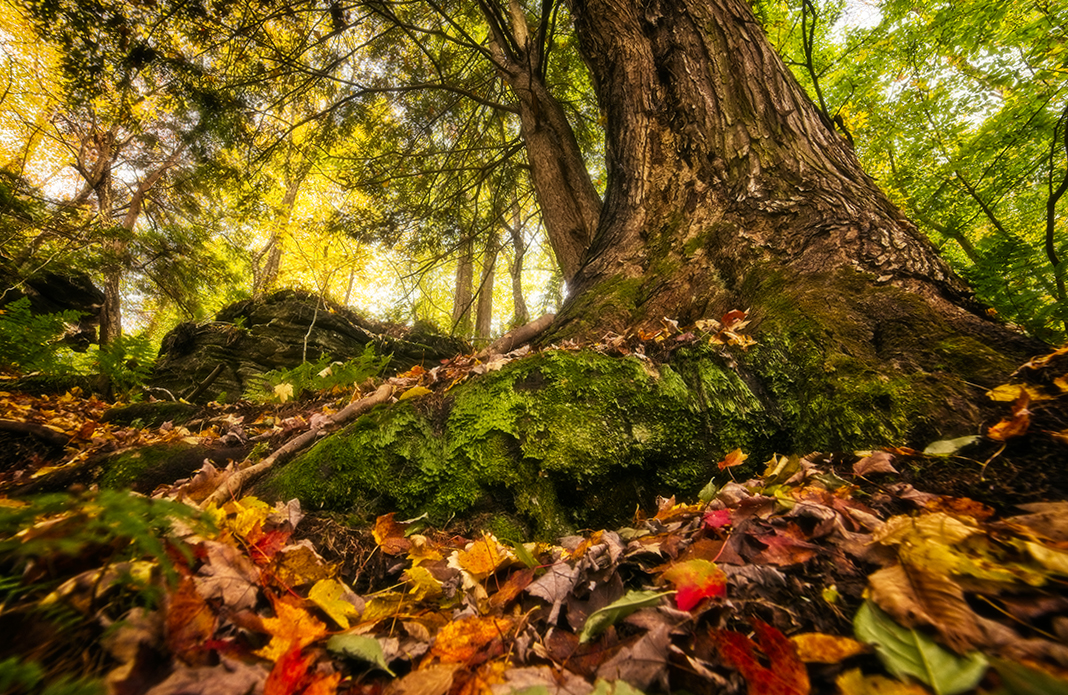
[506,205,529,327]
[253,172,305,298]
[452,235,475,337]
[475,229,499,345]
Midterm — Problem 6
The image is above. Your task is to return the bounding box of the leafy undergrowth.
[2,342,1068,694]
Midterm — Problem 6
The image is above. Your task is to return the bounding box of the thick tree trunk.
[550,0,1030,348]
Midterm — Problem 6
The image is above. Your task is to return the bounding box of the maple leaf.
[453,532,509,581]
[254,596,328,662]
[660,559,726,611]
[273,383,294,403]
[195,540,261,612]
[714,620,810,695]
[429,615,513,664]
[264,644,313,695]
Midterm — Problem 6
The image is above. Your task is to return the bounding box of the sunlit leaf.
[660,559,726,611]
[718,448,748,470]
[923,436,979,456]
[429,615,513,663]
[790,633,869,663]
[254,597,329,662]
[835,668,930,694]
[309,578,362,629]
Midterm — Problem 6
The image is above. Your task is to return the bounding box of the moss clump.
[259,350,755,537]
[99,443,195,489]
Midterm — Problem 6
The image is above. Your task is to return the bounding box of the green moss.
[260,266,1019,537]
[99,443,191,488]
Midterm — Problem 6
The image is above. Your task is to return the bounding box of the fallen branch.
[206,383,394,506]
[0,419,71,448]
[184,363,225,403]
[475,313,555,359]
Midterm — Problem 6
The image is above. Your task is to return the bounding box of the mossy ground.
[259,270,1020,537]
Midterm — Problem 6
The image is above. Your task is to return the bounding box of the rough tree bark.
[452,235,475,337]
[539,0,1034,354]
[475,228,499,345]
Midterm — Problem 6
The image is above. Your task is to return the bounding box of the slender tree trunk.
[506,205,529,327]
[253,172,305,297]
[475,228,499,345]
[482,0,602,284]
[452,235,475,337]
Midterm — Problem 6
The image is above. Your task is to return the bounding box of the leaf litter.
[3,342,1068,693]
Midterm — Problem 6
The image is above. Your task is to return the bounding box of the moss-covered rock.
[257,268,1028,538]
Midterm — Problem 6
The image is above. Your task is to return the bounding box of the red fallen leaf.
[718,448,749,470]
[748,526,819,566]
[722,309,748,327]
[165,575,217,665]
[250,528,292,564]
[714,620,810,695]
[660,559,727,611]
[703,508,732,529]
[264,644,313,695]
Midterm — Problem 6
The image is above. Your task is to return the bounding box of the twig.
[206,384,394,505]
[184,363,225,403]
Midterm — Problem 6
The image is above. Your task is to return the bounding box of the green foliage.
[91,332,157,393]
[244,346,390,403]
[0,489,210,597]
[0,297,81,373]
[0,657,103,695]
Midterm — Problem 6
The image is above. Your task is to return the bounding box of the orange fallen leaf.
[454,533,508,581]
[789,632,869,663]
[430,616,513,664]
[255,596,328,662]
[718,448,749,470]
[264,644,314,695]
[373,513,412,556]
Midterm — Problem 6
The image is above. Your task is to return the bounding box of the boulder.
[150,290,468,402]
[0,258,104,349]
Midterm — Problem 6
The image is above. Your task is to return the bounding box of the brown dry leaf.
[195,540,261,612]
[144,656,268,695]
[254,596,329,662]
[867,564,982,653]
[597,624,671,692]
[1006,502,1068,542]
[454,533,509,581]
[165,575,217,663]
[374,513,413,555]
[488,567,535,612]
[429,615,513,664]
[853,452,898,476]
[387,663,460,695]
[790,633,870,663]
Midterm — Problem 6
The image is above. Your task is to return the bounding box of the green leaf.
[579,590,670,643]
[698,479,718,504]
[992,657,1068,695]
[508,541,538,569]
[853,601,987,695]
[326,634,396,676]
[923,436,979,457]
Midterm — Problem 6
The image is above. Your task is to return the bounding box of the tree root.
[206,383,394,506]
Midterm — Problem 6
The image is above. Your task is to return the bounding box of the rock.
[150,290,468,402]
[0,258,104,349]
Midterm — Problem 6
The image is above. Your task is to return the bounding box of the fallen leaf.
[790,633,869,663]
[579,590,670,643]
[144,656,268,695]
[835,668,930,694]
[923,436,979,457]
[374,513,412,556]
[195,540,261,612]
[273,383,294,403]
[526,562,581,626]
[597,624,671,691]
[404,565,444,601]
[399,385,432,401]
[867,564,982,654]
[853,601,987,695]
[264,644,313,695]
[429,615,512,664]
[454,533,508,581]
[387,663,459,695]
[718,448,749,470]
[327,633,396,676]
[986,384,1050,402]
[165,575,217,664]
[713,620,810,695]
[659,559,726,611]
[255,597,328,662]
[854,452,898,476]
[703,508,732,529]
[309,578,363,629]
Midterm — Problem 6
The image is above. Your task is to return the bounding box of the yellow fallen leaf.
[274,382,294,403]
[399,385,432,401]
[255,598,328,662]
[836,667,930,694]
[790,632,869,663]
[404,565,444,601]
[309,578,362,629]
[453,533,509,581]
[986,384,1050,402]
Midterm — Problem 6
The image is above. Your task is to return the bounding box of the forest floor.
[1,345,1068,695]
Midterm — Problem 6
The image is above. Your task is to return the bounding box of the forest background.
[0,0,1065,365]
